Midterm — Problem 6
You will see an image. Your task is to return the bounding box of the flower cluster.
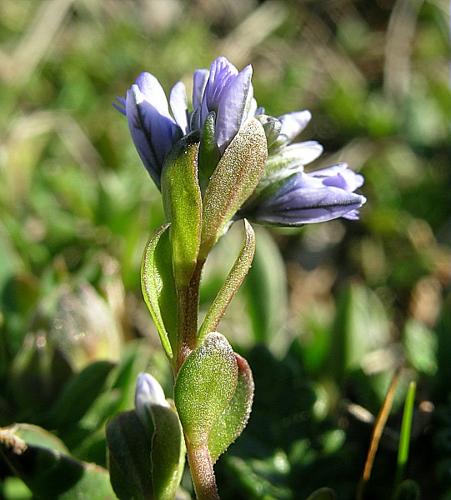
[116,56,366,225]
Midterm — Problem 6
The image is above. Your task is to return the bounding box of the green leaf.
[306,487,337,500]
[2,477,32,499]
[150,405,186,500]
[9,333,73,416]
[329,283,390,383]
[9,424,69,454]
[80,341,154,427]
[47,360,115,428]
[161,135,202,288]
[0,425,115,499]
[174,332,238,447]
[404,320,437,375]
[198,111,220,192]
[394,479,420,500]
[106,410,153,500]
[199,219,255,343]
[208,353,254,463]
[256,114,282,151]
[58,465,115,500]
[141,225,177,359]
[200,118,267,258]
[223,454,292,499]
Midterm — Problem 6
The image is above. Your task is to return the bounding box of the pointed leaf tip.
[199,219,256,342]
[200,118,267,258]
[141,224,177,359]
[161,136,202,289]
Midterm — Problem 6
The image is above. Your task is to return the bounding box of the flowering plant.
[108,56,365,499]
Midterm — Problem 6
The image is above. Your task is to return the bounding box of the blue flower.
[191,57,254,153]
[241,163,366,226]
[117,56,366,224]
[240,108,366,224]
[115,57,254,187]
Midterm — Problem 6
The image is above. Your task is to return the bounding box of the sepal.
[198,111,220,191]
[256,114,282,151]
[161,134,202,288]
[200,118,267,258]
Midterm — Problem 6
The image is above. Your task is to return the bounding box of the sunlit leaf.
[200,118,267,258]
[141,225,177,359]
[199,219,255,342]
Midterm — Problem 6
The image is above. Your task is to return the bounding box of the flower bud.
[134,372,169,432]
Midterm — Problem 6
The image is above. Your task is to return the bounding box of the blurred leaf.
[106,410,153,500]
[396,381,416,484]
[394,479,421,500]
[298,310,334,377]
[60,341,155,458]
[243,226,287,344]
[0,424,115,499]
[306,487,336,500]
[11,424,69,454]
[9,333,73,418]
[329,283,390,383]
[46,360,115,428]
[1,477,32,499]
[435,294,451,399]
[223,455,291,500]
[404,320,437,375]
[48,284,122,371]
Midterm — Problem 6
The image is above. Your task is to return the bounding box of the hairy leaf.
[161,135,202,288]
[141,224,177,359]
[174,332,238,447]
[208,353,254,463]
[198,111,220,192]
[199,219,255,342]
[200,118,267,258]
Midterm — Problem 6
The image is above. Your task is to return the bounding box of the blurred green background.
[0,0,450,498]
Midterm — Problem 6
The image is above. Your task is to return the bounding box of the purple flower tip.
[245,164,366,226]
[116,57,366,228]
[117,56,255,186]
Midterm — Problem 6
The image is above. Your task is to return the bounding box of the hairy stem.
[186,441,220,500]
[175,258,220,498]
[175,259,205,372]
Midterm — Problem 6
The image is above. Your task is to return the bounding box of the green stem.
[175,259,220,498]
[175,259,205,372]
[186,441,220,500]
